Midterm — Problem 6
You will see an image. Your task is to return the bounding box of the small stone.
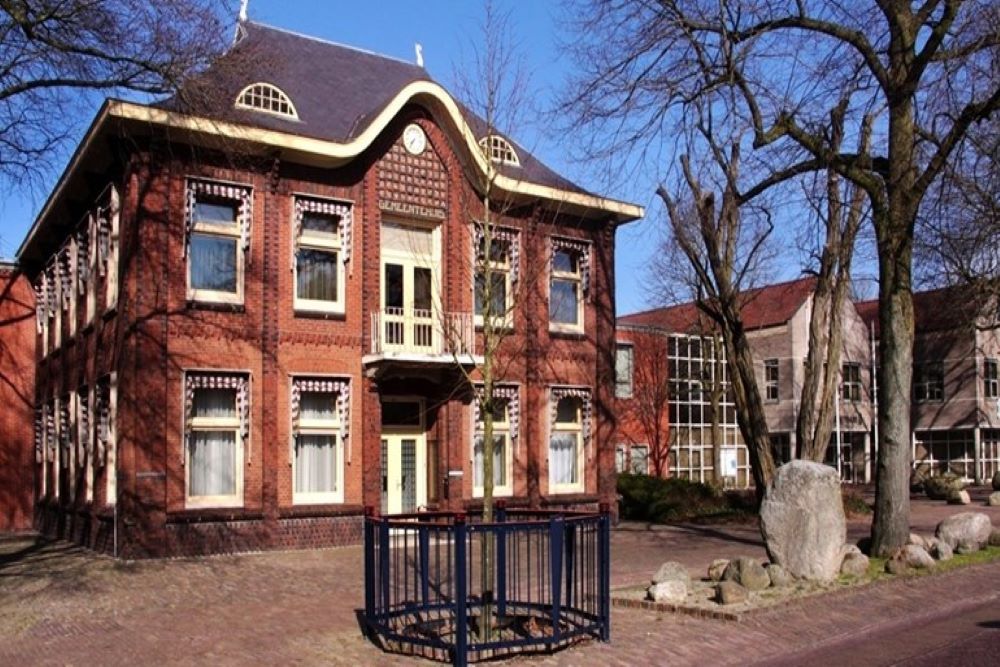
[652,561,691,587]
[987,491,1000,507]
[840,552,869,577]
[707,559,730,582]
[900,544,936,569]
[715,581,748,605]
[907,533,927,549]
[990,529,1000,547]
[885,558,909,575]
[647,580,687,603]
[927,538,953,561]
[947,489,971,505]
[722,556,770,591]
[936,512,992,551]
[992,470,1000,491]
[765,563,792,588]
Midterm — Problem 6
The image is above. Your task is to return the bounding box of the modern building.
[14,21,641,557]
[857,285,1000,483]
[0,262,35,533]
[616,277,876,486]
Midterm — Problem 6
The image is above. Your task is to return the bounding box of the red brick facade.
[612,326,672,477]
[22,102,629,557]
[0,264,35,533]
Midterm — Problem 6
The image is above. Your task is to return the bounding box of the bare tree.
[616,327,671,476]
[0,0,236,187]
[563,0,1000,556]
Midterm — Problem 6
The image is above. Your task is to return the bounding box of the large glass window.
[188,196,243,303]
[615,344,634,398]
[295,209,344,313]
[294,390,340,502]
[550,396,583,492]
[473,398,512,497]
[549,248,582,331]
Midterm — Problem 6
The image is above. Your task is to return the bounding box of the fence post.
[379,516,391,615]
[363,506,375,627]
[598,503,611,642]
[454,513,468,667]
[549,515,564,643]
[496,500,507,619]
[419,516,430,607]
[564,520,575,608]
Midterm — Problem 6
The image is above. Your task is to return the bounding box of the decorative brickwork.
[376,124,449,220]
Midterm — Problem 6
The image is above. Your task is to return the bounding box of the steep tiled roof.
[619,277,818,333]
[163,21,587,194]
[857,283,994,337]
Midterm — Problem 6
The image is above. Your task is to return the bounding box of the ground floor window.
[549,388,590,494]
[184,372,248,508]
[291,377,349,504]
[913,430,974,480]
[629,445,649,475]
[472,387,517,498]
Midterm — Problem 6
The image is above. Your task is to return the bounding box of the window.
[615,444,627,473]
[473,395,513,497]
[99,185,120,311]
[630,445,649,475]
[914,362,944,402]
[478,135,520,166]
[474,227,517,327]
[186,181,251,304]
[985,359,999,399]
[764,359,779,402]
[841,362,862,402]
[235,83,299,120]
[549,390,589,493]
[549,241,587,332]
[294,198,351,314]
[292,379,347,504]
[184,373,247,507]
[96,374,117,505]
[616,344,634,398]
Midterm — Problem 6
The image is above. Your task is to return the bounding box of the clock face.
[403,123,426,155]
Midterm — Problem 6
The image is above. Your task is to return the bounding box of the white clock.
[403,123,426,155]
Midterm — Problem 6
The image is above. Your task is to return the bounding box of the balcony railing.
[370,308,476,358]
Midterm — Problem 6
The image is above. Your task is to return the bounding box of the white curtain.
[296,434,336,494]
[473,435,506,488]
[550,433,578,485]
[192,389,236,418]
[189,431,235,496]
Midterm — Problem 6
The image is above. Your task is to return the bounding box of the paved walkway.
[1,491,997,665]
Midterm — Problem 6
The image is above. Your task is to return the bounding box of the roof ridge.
[620,275,815,320]
[244,20,424,69]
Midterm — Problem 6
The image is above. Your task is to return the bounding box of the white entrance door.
[380,398,427,515]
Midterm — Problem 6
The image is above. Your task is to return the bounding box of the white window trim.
[292,386,345,505]
[764,359,779,403]
[549,395,585,494]
[235,82,299,120]
[293,218,345,315]
[615,343,634,398]
[472,400,514,499]
[549,247,584,334]
[984,358,999,399]
[186,207,245,305]
[474,245,514,330]
[183,371,247,509]
[841,362,863,403]
[630,444,650,475]
[104,185,120,311]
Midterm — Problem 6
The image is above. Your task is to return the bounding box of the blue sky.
[0,0,816,313]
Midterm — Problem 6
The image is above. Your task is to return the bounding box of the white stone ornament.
[403,123,426,155]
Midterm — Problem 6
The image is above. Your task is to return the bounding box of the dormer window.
[235,83,298,120]
[478,135,520,167]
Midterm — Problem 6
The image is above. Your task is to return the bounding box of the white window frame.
[478,135,520,166]
[615,444,627,473]
[615,343,634,398]
[473,230,514,330]
[235,82,299,120]
[841,362,863,402]
[104,185,120,311]
[985,358,999,400]
[472,397,514,498]
[184,374,245,509]
[86,210,97,323]
[187,192,245,305]
[630,444,650,475]
[764,359,779,402]
[549,246,584,334]
[293,206,345,315]
[549,395,585,494]
[914,361,944,403]
[292,385,344,505]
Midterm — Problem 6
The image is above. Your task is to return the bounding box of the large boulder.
[992,470,1000,491]
[900,544,936,569]
[722,557,770,591]
[935,512,992,552]
[652,561,691,588]
[647,580,687,603]
[760,461,847,581]
[927,537,953,561]
[765,563,792,588]
[925,472,965,501]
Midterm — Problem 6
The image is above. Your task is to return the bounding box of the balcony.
[364,308,481,371]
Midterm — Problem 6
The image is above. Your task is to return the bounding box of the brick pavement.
[1,492,998,665]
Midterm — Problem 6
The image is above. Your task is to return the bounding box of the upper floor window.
[841,362,862,402]
[184,372,249,508]
[764,359,779,402]
[291,377,350,504]
[473,386,518,498]
[478,135,520,166]
[549,238,591,333]
[615,344,634,398]
[985,359,999,399]
[185,180,252,305]
[293,197,352,314]
[474,225,519,327]
[914,361,944,403]
[235,83,299,120]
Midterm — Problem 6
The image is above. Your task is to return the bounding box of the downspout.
[870,325,878,482]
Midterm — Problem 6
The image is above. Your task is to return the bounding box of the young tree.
[563,0,1000,555]
[616,327,672,477]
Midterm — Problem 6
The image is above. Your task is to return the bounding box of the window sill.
[186,300,246,314]
[472,488,513,499]
[547,484,586,496]
[549,326,586,339]
[293,307,346,320]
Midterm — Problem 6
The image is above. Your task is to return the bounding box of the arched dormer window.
[478,135,520,167]
[235,83,299,120]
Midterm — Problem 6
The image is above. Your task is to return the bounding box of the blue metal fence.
[363,503,611,665]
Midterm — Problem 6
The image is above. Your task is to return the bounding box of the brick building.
[616,278,875,486]
[15,22,641,557]
[0,262,35,533]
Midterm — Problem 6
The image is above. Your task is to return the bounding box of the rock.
[925,472,965,501]
[722,557,770,591]
[900,544,936,569]
[765,563,792,588]
[652,561,691,587]
[992,470,1000,491]
[885,558,909,575]
[927,538,953,561]
[955,544,977,555]
[841,543,863,559]
[947,489,971,505]
[647,580,687,603]
[990,529,1000,547]
[707,559,730,582]
[907,533,927,549]
[840,551,870,577]
[760,461,847,582]
[715,581,748,605]
[856,536,872,555]
[987,491,1000,507]
[935,512,992,551]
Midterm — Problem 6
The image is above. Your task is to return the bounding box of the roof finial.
[415,43,424,68]
[239,0,249,22]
